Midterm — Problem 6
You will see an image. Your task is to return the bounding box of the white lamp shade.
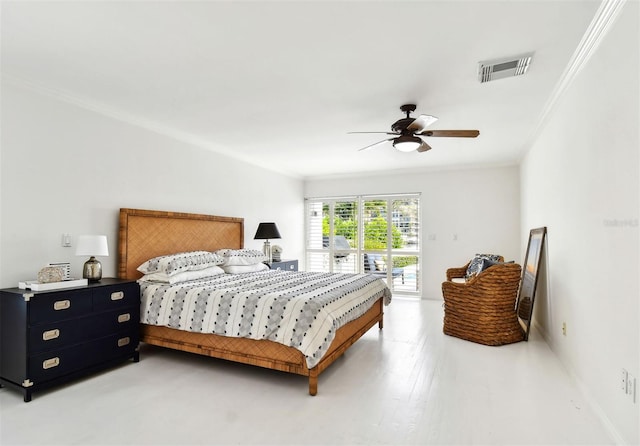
[76,235,109,257]
[392,135,423,152]
[393,140,422,152]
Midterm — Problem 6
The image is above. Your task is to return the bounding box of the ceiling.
[1,1,602,179]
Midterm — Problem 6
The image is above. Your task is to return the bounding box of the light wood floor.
[0,298,614,445]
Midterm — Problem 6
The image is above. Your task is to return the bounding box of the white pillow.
[138,265,225,284]
[222,263,269,274]
[137,251,224,276]
[216,249,268,266]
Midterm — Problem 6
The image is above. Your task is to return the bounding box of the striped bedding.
[140,270,392,368]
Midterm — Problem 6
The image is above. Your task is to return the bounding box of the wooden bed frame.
[117,208,385,395]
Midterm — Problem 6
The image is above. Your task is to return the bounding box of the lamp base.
[262,240,272,263]
[83,256,102,283]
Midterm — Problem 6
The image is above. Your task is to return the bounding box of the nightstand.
[267,259,298,272]
[0,278,140,402]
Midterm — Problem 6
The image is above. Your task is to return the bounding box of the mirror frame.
[516,226,547,341]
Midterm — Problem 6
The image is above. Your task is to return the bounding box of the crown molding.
[521,0,627,158]
[303,160,519,182]
[2,74,303,180]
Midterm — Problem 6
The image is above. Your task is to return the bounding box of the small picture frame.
[48,262,71,280]
[271,245,282,262]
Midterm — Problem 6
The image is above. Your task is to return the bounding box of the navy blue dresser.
[0,278,139,402]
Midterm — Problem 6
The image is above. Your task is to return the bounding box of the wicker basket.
[442,262,524,346]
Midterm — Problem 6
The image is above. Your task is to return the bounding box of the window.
[305,194,420,296]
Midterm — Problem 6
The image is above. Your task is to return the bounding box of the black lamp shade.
[254,222,281,240]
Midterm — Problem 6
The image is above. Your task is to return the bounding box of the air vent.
[478,53,533,83]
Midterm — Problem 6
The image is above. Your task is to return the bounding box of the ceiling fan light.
[393,135,422,152]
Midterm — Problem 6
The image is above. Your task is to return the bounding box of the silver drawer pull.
[42,329,60,341]
[117,313,131,323]
[43,357,60,369]
[110,291,124,301]
[117,337,130,347]
[53,300,70,310]
[288,264,295,270]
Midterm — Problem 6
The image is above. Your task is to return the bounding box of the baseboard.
[531,320,627,445]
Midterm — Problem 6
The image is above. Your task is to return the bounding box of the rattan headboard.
[118,208,244,280]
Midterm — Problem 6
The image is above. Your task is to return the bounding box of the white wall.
[0,82,305,288]
[305,165,520,299]
[520,3,639,443]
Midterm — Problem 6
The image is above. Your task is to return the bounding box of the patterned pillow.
[137,251,224,276]
[216,249,268,266]
[465,254,502,279]
[138,265,225,284]
[222,263,270,274]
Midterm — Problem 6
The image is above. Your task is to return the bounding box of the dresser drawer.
[85,333,140,366]
[283,260,298,271]
[28,307,139,353]
[92,282,138,311]
[28,331,139,383]
[89,307,140,338]
[29,318,87,353]
[270,260,298,271]
[29,290,93,324]
[29,343,89,383]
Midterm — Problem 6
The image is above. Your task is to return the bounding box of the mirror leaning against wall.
[516,226,547,341]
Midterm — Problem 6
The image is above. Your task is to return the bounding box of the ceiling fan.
[350,104,479,153]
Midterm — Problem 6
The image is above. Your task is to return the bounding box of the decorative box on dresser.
[0,278,140,402]
[267,259,298,272]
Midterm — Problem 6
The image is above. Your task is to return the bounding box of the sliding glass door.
[306,198,359,274]
[306,194,420,296]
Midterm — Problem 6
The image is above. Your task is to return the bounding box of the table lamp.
[76,235,109,282]
[254,223,281,263]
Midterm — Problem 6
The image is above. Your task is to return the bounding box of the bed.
[117,208,391,395]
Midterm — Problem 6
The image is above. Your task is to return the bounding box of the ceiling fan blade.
[358,138,393,152]
[407,114,438,132]
[348,131,399,135]
[418,130,480,138]
[416,141,432,152]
